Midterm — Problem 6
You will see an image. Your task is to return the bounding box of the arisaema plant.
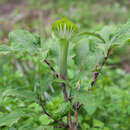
[0,17,129,130]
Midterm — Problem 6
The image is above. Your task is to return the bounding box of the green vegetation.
[0,0,130,130]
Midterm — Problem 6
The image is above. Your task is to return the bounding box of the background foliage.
[0,0,130,130]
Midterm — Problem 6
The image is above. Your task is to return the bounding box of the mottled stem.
[59,39,69,100]
[58,39,73,128]
[88,48,111,90]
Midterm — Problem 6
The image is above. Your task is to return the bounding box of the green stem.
[59,39,69,80]
[58,39,72,129]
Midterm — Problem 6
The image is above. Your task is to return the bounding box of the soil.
[120,62,130,73]
[0,0,26,15]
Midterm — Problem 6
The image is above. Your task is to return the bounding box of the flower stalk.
[59,39,69,80]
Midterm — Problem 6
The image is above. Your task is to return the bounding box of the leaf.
[126,38,130,43]
[0,45,11,55]
[99,25,116,43]
[97,20,130,49]
[9,30,40,54]
[74,37,104,70]
[39,114,54,125]
[111,19,130,45]
[2,88,36,101]
[97,43,109,56]
[74,38,89,65]
[39,74,53,91]
[81,123,90,129]
[127,105,130,115]
[28,103,42,112]
[93,119,104,128]
[73,90,101,115]
[79,32,106,43]
[103,127,110,130]
[39,50,49,62]
[110,44,120,50]
[35,126,53,130]
[0,112,24,127]
[86,50,104,71]
[52,102,72,119]
[53,78,66,84]
[33,33,41,47]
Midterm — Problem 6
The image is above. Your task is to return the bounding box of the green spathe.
[52,17,78,33]
[52,17,78,40]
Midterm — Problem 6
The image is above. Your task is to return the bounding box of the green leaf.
[126,38,130,43]
[86,50,104,70]
[53,78,66,84]
[0,45,11,55]
[99,25,116,43]
[2,88,36,101]
[28,103,42,112]
[33,33,41,47]
[103,127,110,130]
[91,128,100,130]
[110,44,120,50]
[39,114,54,125]
[97,20,130,48]
[111,19,130,45]
[93,119,104,128]
[81,123,90,129]
[74,38,89,65]
[39,50,49,62]
[73,90,101,115]
[79,32,106,43]
[39,74,53,91]
[35,126,53,130]
[9,30,40,54]
[0,112,24,127]
[52,102,72,119]
[127,105,130,115]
